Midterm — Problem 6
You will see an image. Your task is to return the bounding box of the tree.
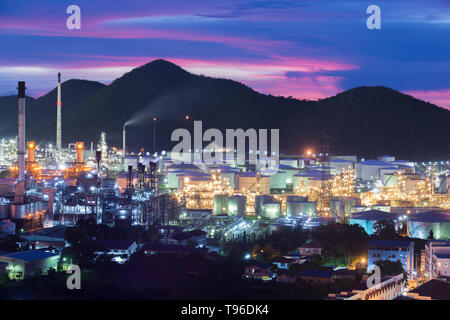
[375,259,407,281]
[372,220,399,240]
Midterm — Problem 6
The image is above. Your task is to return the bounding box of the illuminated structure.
[15,81,26,204]
[63,142,91,178]
[56,72,62,151]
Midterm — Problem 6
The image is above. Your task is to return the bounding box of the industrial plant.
[0,75,449,300]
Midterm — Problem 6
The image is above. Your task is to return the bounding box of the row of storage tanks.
[213,194,317,219]
[349,209,450,240]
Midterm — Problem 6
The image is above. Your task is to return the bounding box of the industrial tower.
[56,72,62,150]
[317,134,332,215]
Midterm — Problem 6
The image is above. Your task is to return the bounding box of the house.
[162,230,207,246]
[298,240,325,256]
[301,269,336,285]
[0,250,60,280]
[243,262,276,281]
[276,269,301,284]
[334,268,359,281]
[422,240,450,278]
[368,240,415,275]
[405,279,450,300]
[0,220,16,240]
[88,239,138,263]
[328,273,405,300]
[270,256,295,270]
[143,243,209,258]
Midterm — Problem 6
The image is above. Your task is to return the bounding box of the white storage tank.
[355,160,393,181]
[228,195,247,217]
[255,195,274,217]
[269,170,287,190]
[262,202,281,219]
[408,211,450,240]
[378,155,395,163]
[330,158,354,175]
[349,210,399,235]
[214,194,229,215]
[286,201,316,217]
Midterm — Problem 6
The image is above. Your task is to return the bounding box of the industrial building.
[0,250,60,280]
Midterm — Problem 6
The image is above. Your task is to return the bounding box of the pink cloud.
[404,89,450,110]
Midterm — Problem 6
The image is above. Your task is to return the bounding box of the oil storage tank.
[408,210,450,240]
[349,210,399,235]
[214,194,229,215]
[262,202,281,219]
[228,195,246,217]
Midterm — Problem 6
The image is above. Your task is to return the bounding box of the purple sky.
[0,0,449,109]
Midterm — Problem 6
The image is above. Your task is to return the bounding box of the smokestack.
[15,81,26,204]
[56,72,62,150]
[123,125,126,156]
[75,142,84,163]
[27,141,36,163]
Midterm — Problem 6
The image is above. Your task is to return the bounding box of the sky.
[0,0,449,109]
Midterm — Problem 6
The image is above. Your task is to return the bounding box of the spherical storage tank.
[408,211,450,240]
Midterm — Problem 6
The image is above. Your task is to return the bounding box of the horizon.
[3,58,450,112]
[0,0,449,109]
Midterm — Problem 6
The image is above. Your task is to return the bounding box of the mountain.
[0,79,105,143]
[0,59,448,160]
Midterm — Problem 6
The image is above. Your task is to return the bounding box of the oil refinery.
[0,76,449,244]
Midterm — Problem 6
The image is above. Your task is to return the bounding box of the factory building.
[0,250,60,280]
[235,172,270,194]
[279,158,299,168]
[0,219,15,240]
[355,160,396,181]
[330,158,354,175]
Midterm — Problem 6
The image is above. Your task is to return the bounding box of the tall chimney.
[56,72,62,150]
[15,81,26,204]
[123,125,126,156]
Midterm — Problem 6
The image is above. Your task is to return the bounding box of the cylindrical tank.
[228,195,246,217]
[286,195,307,202]
[214,194,228,215]
[255,195,274,217]
[262,202,281,219]
[408,211,450,240]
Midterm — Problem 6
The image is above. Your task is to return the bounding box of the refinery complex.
[1,75,449,243]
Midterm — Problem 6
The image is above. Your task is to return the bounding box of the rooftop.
[368,240,413,248]
[0,250,59,262]
[302,269,334,278]
[408,279,450,300]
